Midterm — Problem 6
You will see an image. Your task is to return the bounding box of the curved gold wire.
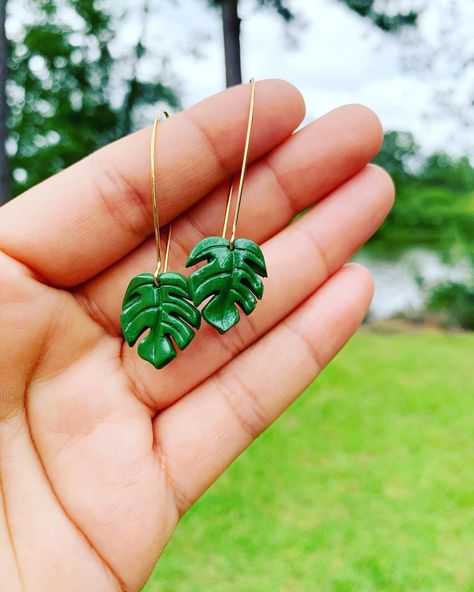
[151,109,172,285]
[222,78,256,245]
[222,177,234,238]
[163,224,172,275]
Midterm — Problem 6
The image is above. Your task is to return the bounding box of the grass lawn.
[144,328,474,592]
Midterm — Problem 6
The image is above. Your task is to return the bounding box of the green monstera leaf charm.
[120,272,201,369]
[185,237,267,334]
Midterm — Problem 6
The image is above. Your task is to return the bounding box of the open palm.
[0,81,393,591]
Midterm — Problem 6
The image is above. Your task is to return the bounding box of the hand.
[0,80,393,591]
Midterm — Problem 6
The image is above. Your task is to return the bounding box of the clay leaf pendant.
[185,237,267,334]
[120,272,201,369]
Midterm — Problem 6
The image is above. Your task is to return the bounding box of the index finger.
[0,80,305,286]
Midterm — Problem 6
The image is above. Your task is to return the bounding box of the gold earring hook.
[222,78,256,245]
[151,109,172,285]
[221,177,234,239]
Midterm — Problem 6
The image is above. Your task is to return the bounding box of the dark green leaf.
[121,272,201,369]
[186,237,267,334]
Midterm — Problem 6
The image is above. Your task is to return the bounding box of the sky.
[149,0,473,157]
[9,0,473,157]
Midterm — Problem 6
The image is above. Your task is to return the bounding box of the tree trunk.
[0,0,9,204]
[221,0,242,87]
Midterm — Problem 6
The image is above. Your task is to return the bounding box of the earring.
[185,79,267,334]
[120,111,201,369]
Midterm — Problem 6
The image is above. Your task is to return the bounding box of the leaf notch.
[120,272,201,369]
[186,236,267,334]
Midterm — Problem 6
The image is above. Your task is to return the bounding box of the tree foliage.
[7,0,179,197]
[372,130,419,181]
[212,0,418,28]
[208,0,295,21]
[428,281,474,331]
[372,131,474,260]
[339,0,418,32]
[251,0,295,21]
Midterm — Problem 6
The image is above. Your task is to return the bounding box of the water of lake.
[354,248,473,319]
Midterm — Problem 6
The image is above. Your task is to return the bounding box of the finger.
[77,104,383,332]
[154,263,374,513]
[0,80,305,286]
[82,164,393,409]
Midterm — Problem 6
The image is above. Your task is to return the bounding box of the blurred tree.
[338,1,418,32]
[211,0,418,88]
[209,0,295,87]
[421,153,474,194]
[373,132,474,259]
[373,130,419,181]
[5,0,179,200]
[343,1,474,127]
[428,281,474,330]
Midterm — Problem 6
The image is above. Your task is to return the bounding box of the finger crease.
[119,342,157,413]
[153,430,192,517]
[281,320,324,372]
[22,404,128,592]
[183,111,230,179]
[291,223,331,279]
[211,327,243,360]
[74,290,120,337]
[169,230,195,265]
[262,154,299,217]
[214,369,268,440]
[173,210,208,260]
[0,473,25,590]
[183,211,208,244]
[88,153,150,241]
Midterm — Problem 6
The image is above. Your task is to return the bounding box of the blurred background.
[2,1,473,590]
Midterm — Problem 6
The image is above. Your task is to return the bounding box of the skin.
[0,80,394,591]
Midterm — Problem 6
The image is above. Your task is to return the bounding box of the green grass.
[144,329,474,592]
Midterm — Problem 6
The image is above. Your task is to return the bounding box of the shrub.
[428,281,474,330]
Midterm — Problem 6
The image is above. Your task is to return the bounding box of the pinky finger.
[154,263,374,513]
